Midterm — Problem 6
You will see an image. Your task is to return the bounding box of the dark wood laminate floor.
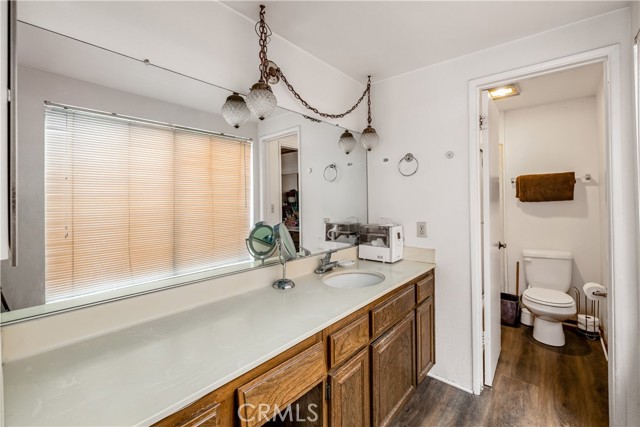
[392,325,608,427]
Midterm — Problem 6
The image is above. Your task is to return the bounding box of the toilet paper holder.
[592,290,608,297]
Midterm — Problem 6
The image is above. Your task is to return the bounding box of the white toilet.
[521,249,576,347]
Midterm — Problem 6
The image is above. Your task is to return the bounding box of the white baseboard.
[427,372,474,394]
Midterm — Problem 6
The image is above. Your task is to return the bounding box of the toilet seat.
[523,287,575,308]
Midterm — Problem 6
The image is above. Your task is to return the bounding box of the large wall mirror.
[0,22,368,323]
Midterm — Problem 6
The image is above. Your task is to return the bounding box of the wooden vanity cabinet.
[159,269,435,427]
[371,312,416,427]
[237,342,326,427]
[416,271,436,384]
[159,400,220,427]
[328,348,370,427]
[416,296,435,384]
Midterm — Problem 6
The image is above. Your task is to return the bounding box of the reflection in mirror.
[0,22,367,323]
[246,222,277,264]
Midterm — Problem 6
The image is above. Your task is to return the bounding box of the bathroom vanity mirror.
[0,22,368,323]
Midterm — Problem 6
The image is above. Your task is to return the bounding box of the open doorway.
[469,44,630,423]
[263,131,301,251]
[482,62,609,387]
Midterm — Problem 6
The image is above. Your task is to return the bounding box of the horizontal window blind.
[45,105,252,302]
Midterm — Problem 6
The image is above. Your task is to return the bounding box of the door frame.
[468,44,626,417]
[258,126,301,227]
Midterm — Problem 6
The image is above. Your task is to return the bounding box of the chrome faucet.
[299,246,312,256]
[315,249,339,274]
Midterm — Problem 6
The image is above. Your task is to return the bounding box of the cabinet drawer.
[371,286,416,337]
[416,271,434,303]
[156,401,219,427]
[237,342,326,427]
[329,314,370,368]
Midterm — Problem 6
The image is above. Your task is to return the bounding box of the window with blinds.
[45,105,252,303]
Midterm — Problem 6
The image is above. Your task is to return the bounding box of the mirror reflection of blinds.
[45,105,252,303]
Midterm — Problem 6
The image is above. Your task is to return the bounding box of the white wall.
[369,9,638,421]
[16,1,366,132]
[0,1,7,423]
[258,113,368,253]
[0,66,258,310]
[503,97,603,316]
[631,4,640,412]
[634,2,640,41]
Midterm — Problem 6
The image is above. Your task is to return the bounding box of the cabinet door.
[371,312,415,427]
[329,348,370,427]
[416,296,435,384]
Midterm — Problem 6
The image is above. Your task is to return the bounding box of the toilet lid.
[523,288,575,307]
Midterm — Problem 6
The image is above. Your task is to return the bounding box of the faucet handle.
[322,249,337,262]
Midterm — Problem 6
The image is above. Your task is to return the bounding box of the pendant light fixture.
[338,130,357,155]
[359,76,379,151]
[221,92,250,128]
[223,5,380,153]
[245,5,278,121]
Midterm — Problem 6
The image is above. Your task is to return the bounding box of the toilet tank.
[522,249,573,292]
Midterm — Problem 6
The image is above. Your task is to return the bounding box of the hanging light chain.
[275,68,371,119]
[366,75,372,125]
[253,4,372,120]
[255,5,272,82]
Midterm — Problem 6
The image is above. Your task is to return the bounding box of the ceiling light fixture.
[488,84,520,99]
[221,92,251,128]
[359,76,379,151]
[338,130,357,155]
[223,5,379,153]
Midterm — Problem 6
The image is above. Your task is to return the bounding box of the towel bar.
[510,173,591,185]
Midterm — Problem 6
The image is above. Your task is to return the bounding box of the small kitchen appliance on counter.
[358,224,404,263]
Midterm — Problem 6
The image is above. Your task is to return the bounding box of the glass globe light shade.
[221,93,250,129]
[338,130,357,155]
[246,82,277,120]
[360,125,380,151]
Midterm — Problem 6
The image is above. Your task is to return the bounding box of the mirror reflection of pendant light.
[338,130,357,154]
[222,5,380,153]
[359,76,379,151]
[246,82,276,120]
[222,92,251,128]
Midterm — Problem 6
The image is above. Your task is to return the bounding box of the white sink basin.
[322,270,385,289]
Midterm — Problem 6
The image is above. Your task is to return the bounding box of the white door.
[263,133,300,227]
[264,138,282,226]
[481,90,504,386]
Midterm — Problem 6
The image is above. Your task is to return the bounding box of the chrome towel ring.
[323,163,338,182]
[398,153,419,177]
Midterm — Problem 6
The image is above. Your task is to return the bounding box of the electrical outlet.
[417,222,427,238]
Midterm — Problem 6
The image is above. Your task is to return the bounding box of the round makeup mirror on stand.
[246,222,277,265]
[272,223,298,290]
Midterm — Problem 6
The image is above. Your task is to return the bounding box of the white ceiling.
[224,1,629,82]
[494,62,604,111]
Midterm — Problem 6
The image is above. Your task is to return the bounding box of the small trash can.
[500,293,520,326]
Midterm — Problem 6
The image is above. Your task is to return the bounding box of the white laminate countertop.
[3,259,434,426]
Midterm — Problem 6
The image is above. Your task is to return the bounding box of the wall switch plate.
[417,222,427,238]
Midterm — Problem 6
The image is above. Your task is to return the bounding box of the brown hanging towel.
[515,172,576,202]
